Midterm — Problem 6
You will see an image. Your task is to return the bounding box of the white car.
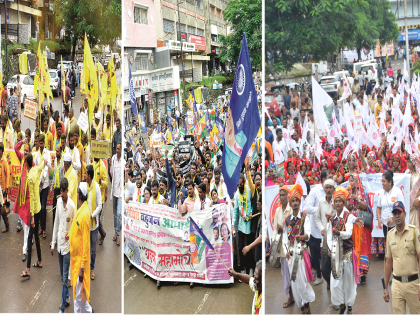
[333,70,351,81]
[6,74,36,105]
[49,69,61,97]
[319,75,340,97]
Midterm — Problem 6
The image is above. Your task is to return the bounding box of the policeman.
[383,201,420,314]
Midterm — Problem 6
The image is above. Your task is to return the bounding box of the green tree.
[219,0,262,70]
[54,0,121,60]
[265,0,368,72]
[350,0,399,60]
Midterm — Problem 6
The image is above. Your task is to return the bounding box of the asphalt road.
[0,76,122,313]
[124,259,254,314]
[265,254,410,314]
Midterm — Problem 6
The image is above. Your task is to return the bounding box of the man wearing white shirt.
[86,165,102,281]
[390,88,401,109]
[149,180,165,204]
[65,131,81,171]
[111,142,124,246]
[193,183,212,211]
[272,128,288,166]
[35,134,51,238]
[304,170,333,287]
[124,169,136,203]
[51,178,76,313]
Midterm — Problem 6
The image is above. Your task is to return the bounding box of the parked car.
[319,75,340,97]
[49,69,61,97]
[6,74,36,105]
[333,70,351,81]
[265,91,284,118]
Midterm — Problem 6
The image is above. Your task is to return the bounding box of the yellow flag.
[84,33,98,124]
[108,51,117,110]
[34,43,45,109]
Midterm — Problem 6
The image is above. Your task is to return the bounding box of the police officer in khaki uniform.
[384,201,420,314]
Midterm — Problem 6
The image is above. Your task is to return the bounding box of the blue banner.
[398,29,420,41]
[140,112,146,134]
[222,33,261,198]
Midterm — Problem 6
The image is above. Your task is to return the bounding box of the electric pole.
[177,0,186,110]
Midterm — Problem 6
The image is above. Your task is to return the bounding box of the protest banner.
[24,98,37,121]
[179,159,191,176]
[124,202,233,284]
[151,133,163,148]
[155,168,167,181]
[354,114,363,134]
[178,141,191,154]
[184,135,195,144]
[265,173,411,240]
[160,145,174,159]
[77,111,89,133]
[6,149,56,208]
[91,140,110,159]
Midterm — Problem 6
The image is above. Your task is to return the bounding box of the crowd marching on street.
[124,74,263,313]
[265,58,420,314]
[0,40,123,313]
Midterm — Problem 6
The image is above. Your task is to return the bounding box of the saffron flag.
[222,33,261,198]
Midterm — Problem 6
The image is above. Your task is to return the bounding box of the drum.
[290,240,302,282]
[331,236,344,280]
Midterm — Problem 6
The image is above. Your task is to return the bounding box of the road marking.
[27,280,47,312]
[124,273,137,287]
[194,289,212,315]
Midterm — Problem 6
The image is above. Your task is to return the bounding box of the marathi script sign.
[91,140,110,159]
[124,202,233,284]
[24,98,37,121]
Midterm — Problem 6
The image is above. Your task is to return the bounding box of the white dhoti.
[74,278,92,313]
[288,257,315,308]
[22,220,30,254]
[331,256,357,307]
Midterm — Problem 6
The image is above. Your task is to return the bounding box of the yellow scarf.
[18,158,28,206]
[54,157,63,188]
[87,181,97,229]
[152,192,161,204]
[2,129,6,148]
[64,164,74,178]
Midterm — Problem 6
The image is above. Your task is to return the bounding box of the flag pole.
[213,249,229,271]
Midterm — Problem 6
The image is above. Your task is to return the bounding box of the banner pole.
[214,249,229,271]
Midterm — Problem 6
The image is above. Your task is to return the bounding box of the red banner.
[188,34,206,51]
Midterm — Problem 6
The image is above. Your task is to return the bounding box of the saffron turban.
[333,186,349,202]
[288,184,303,202]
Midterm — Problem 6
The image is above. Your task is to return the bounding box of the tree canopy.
[55,0,121,60]
[266,0,399,72]
[219,0,262,70]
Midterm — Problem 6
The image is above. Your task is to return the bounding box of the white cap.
[146,150,151,155]
[94,113,101,120]
[63,153,72,162]
[79,182,87,197]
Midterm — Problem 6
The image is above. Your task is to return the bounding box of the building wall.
[390,0,420,26]
[125,0,157,48]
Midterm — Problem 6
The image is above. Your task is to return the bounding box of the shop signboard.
[189,34,206,51]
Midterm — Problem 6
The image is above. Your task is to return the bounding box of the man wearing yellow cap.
[282,184,315,314]
[327,187,363,314]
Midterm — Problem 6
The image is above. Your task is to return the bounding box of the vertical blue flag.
[128,61,138,116]
[156,125,161,134]
[222,33,261,198]
[183,119,187,133]
[129,136,135,147]
[192,90,197,113]
[205,110,212,132]
[167,114,172,131]
[190,217,214,250]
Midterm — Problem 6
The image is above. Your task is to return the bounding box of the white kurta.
[327,210,357,307]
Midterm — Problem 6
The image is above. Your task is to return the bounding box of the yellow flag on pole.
[83,33,98,124]
[108,51,117,110]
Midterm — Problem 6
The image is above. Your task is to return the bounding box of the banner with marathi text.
[123,202,234,284]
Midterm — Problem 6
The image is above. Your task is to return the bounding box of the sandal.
[20,270,30,278]
[283,298,295,308]
[38,230,42,236]
[42,231,47,239]
[32,262,43,268]
[99,238,104,246]
[116,237,120,246]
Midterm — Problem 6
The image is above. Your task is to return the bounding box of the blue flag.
[156,125,161,134]
[128,61,138,116]
[129,136,135,147]
[205,110,212,132]
[215,115,224,137]
[183,119,187,133]
[222,33,261,198]
[190,217,214,251]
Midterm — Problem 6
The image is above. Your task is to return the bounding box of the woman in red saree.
[347,173,373,284]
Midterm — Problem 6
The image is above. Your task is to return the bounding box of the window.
[211,34,218,42]
[134,7,148,25]
[210,5,215,15]
[136,54,148,71]
[188,26,196,35]
[176,24,186,32]
[163,19,175,33]
[216,9,222,18]
[195,0,203,10]
[197,28,204,37]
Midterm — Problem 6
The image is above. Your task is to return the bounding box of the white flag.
[296,171,308,196]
